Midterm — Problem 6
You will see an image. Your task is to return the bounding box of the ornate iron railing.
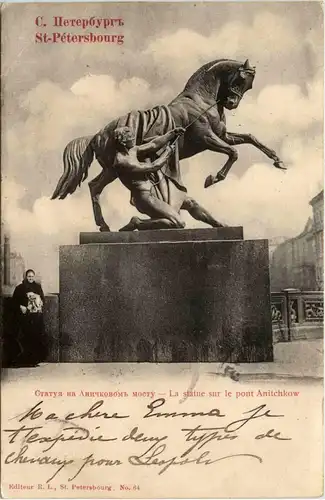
[271,290,323,342]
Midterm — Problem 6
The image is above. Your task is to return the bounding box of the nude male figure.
[113,126,226,231]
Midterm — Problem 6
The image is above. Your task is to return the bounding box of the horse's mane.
[183,58,241,91]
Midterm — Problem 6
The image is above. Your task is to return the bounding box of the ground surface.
[2,338,323,384]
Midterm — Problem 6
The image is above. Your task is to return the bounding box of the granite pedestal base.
[59,228,273,362]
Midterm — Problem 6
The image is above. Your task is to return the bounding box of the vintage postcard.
[1,1,324,498]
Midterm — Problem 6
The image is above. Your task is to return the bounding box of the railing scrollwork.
[271,290,323,341]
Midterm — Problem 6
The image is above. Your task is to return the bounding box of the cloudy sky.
[2,1,323,291]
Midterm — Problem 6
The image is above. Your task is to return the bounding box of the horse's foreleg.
[181,197,226,227]
[224,132,286,169]
[89,169,117,232]
[203,133,239,187]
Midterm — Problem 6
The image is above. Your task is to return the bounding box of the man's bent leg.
[119,216,181,231]
[181,197,226,227]
[122,192,186,231]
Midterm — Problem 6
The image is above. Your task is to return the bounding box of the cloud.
[144,14,323,149]
[2,176,138,292]
[145,12,301,83]
[7,74,172,158]
[182,133,323,239]
[228,72,323,143]
[3,72,173,209]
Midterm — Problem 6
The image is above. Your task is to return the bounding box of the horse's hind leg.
[181,196,226,227]
[89,168,117,232]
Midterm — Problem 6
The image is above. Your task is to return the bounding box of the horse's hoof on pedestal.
[204,175,214,188]
[99,225,111,232]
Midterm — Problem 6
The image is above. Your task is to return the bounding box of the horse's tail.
[51,135,94,200]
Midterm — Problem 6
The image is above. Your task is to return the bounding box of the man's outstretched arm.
[115,146,174,175]
[137,127,185,156]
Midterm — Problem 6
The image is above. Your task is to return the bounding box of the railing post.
[284,289,291,341]
[283,288,301,342]
[297,294,305,324]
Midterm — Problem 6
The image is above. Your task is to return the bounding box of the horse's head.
[183,58,256,110]
[221,59,256,110]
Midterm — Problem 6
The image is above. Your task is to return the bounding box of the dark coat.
[11,280,47,366]
[12,281,45,310]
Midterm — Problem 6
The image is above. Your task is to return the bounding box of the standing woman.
[12,269,47,366]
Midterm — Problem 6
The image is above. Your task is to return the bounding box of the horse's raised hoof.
[273,160,287,170]
[214,172,226,184]
[99,224,111,232]
[204,175,214,188]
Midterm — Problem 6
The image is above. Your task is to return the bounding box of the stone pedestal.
[59,228,273,363]
[79,226,244,244]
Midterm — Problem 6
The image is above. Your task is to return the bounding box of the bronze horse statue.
[52,58,285,231]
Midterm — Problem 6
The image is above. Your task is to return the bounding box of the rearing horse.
[52,58,285,231]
